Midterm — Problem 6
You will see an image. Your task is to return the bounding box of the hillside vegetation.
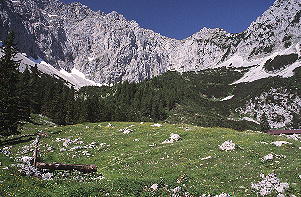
[1,118,301,196]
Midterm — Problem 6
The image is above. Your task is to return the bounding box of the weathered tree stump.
[33,136,40,167]
[36,162,97,173]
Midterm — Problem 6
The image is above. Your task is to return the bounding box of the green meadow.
[0,117,300,196]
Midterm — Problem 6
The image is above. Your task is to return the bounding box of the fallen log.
[36,162,97,173]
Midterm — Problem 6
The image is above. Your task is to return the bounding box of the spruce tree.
[29,64,42,113]
[290,112,301,129]
[260,112,270,132]
[0,32,21,136]
[18,67,31,122]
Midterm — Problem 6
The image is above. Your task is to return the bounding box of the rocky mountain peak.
[0,0,300,85]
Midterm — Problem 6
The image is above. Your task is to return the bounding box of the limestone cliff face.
[0,0,300,84]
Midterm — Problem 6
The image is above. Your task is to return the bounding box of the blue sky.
[61,0,275,40]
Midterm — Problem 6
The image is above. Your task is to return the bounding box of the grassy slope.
[0,119,301,196]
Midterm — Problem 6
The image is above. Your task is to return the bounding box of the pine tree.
[29,64,42,113]
[260,112,270,132]
[0,32,21,136]
[290,112,301,129]
[18,67,31,122]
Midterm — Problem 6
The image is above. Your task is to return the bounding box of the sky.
[61,0,275,40]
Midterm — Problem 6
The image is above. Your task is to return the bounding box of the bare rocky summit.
[0,0,300,85]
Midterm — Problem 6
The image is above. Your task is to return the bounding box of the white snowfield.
[220,95,234,101]
[229,42,301,85]
[0,46,102,89]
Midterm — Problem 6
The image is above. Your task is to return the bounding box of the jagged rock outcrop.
[0,0,300,84]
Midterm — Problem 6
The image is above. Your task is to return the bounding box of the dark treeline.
[25,70,185,125]
[25,65,300,131]
[23,67,262,131]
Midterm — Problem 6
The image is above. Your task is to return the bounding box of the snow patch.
[0,51,104,89]
[220,95,234,101]
[232,62,300,84]
[241,117,260,124]
[47,14,58,17]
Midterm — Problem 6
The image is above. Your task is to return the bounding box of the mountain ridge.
[0,0,300,85]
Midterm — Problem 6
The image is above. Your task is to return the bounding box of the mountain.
[0,0,300,129]
[0,0,300,85]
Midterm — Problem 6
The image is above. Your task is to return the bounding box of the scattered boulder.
[261,153,286,162]
[200,194,230,197]
[151,123,162,127]
[219,140,235,151]
[119,128,134,134]
[0,146,12,156]
[280,134,301,141]
[271,141,292,147]
[251,173,289,196]
[262,154,274,162]
[162,133,181,144]
[20,156,33,165]
[172,186,181,194]
[200,156,212,161]
[150,183,158,191]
